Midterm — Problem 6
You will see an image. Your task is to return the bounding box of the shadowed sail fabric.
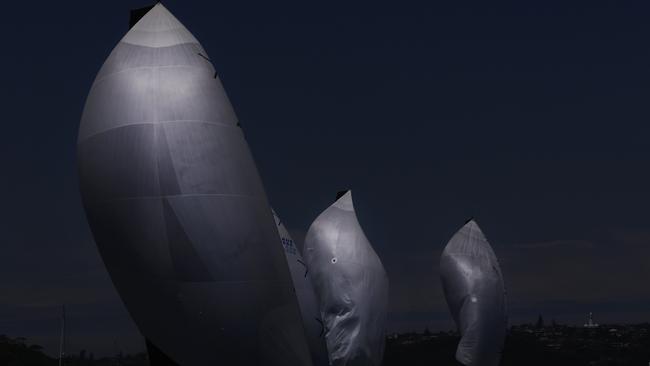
[272,209,330,366]
[304,191,389,366]
[440,220,507,366]
[77,4,313,365]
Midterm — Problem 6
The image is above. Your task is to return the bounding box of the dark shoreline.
[4,323,650,366]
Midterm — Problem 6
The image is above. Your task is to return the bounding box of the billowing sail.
[439,220,507,366]
[77,4,312,365]
[304,191,389,366]
[272,209,330,366]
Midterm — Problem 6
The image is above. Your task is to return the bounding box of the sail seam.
[79,119,239,142]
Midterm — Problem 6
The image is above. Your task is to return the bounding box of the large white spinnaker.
[304,191,389,366]
[440,220,507,366]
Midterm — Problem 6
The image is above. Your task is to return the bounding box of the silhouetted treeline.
[0,335,148,366]
[5,323,650,365]
[384,323,650,366]
[63,351,148,366]
[0,335,56,366]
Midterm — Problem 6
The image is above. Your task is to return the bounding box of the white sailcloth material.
[272,209,331,366]
[304,191,389,366]
[77,4,313,365]
[440,220,507,366]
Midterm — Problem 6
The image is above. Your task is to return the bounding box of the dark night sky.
[2,0,650,357]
